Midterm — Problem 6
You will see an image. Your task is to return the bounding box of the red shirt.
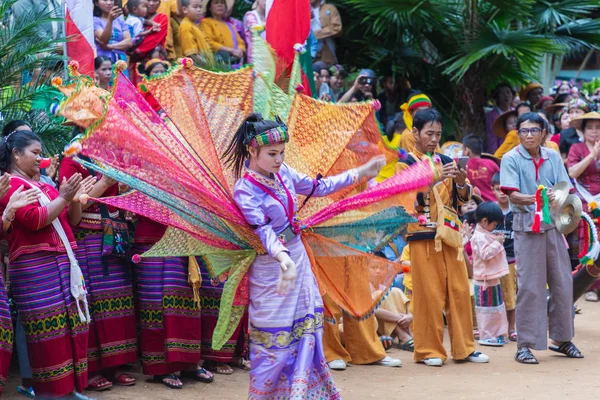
[467,157,500,202]
[567,142,600,207]
[134,217,167,245]
[0,177,76,262]
[59,157,119,230]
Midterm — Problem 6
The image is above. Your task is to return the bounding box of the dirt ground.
[3,301,600,400]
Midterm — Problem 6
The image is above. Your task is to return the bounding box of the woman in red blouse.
[0,130,95,399]
[568,112,600,302]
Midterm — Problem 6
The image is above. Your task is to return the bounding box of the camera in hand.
[359,77,375,85]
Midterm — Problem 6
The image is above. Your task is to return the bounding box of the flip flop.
[87,376,113,391]
[181,368,214,383]
[153,374,183,389]
[113,373,136,386]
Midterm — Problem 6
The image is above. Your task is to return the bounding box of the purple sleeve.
[93,16,104,32]
[234,182,288,258]
[243,12,257,60]
[286,164,358,197]
[485,110,500,154]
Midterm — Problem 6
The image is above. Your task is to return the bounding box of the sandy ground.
[3,301,600,400]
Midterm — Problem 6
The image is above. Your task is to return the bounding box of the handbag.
[99,204,133,276]
[431,184,464,261]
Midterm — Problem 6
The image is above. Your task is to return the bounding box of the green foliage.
[333,0,600,137]
[0,0,71,155]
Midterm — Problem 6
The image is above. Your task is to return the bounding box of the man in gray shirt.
[500,112,583,364]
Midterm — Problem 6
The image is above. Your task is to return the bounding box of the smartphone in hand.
[457,157,469,170]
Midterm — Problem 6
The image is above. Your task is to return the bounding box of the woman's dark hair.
[2,120,31,137]
[93,0,103,17]
[476,202,504,224]
[554,93,571,104]
[205,0,227,18]
[516,112,545,131]
[492,83,515,100]
[413,108,443,132]
[0,130,42,172]
[222,113,284,179]
[515,102,532,115]
[94,56,112,70]
[137,59,169,77]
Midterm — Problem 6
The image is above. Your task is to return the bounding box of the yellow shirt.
[158,0,179,60]
[400,245,411,291]
[399,128,415,152]
[179,17,211,57]
[494,129,560,158]
[375,132,402,183]
[200,17,246,53]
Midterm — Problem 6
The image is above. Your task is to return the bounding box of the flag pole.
[62,0,69,77]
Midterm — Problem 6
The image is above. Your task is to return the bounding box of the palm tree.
[333,0,600,139]
[0,0,71,155]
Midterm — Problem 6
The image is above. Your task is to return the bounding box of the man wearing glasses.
[500,112,584,365]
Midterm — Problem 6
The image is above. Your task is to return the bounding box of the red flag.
[65,0,96,77]
[265,0,312,93]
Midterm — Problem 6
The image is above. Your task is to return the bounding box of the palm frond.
[552,19,600,54]
[442,22,562,82]
[532,0,598,29]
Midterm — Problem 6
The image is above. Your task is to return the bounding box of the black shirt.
[493,210,515,262]
[559,128,582,155]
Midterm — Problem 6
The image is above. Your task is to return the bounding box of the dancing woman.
[223,113,385,399]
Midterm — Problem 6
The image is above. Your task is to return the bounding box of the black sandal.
[153,374,183,389]
[549,341,584,358]
[181,368,214,383]
[515,347,539,364]
[398,339,414,352]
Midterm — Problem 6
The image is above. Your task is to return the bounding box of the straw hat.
[203,0,235,14]
[492,109,517,139]
[481,153,501,167]
[570,111,600,131]
[519,82,543,101]
[544,102,567,114]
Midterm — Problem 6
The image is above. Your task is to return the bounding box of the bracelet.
[456,182,467,190]
[2,209,14,222]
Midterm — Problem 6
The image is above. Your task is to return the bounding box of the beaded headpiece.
[244,116,289,147]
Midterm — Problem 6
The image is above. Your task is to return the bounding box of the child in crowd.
[126,0,154,47]
[462,134,500,202]
[460,188,483,217]
[179,0,212,65]
[94,56,113,89]
[491,172,517,341]
[471,202,510,347]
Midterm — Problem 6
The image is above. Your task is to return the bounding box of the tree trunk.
[454,66,486,141]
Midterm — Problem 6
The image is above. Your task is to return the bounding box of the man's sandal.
[549,341,584,358]
[515,347,539,364]
[181,368,214,383]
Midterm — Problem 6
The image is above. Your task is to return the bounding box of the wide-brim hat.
[203,0,235,14]
[492,109,517,139]
[544,102,567,114]
[471,187,484,205]
[570,111,600,131]
[481,153,501,167]
[519,82,543,101]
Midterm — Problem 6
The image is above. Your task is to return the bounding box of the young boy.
[126,0,154,47]
[470,202,510,346]
[178,0,212,64]
[491,172,517,341]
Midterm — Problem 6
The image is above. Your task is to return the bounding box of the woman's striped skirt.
[10,251,89,397]
[134,245,201,375]
[75,231,137,372]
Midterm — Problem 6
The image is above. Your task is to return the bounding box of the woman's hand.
[357,155,386,180]
[59,173,83,202]
[0,173,10,199]
[73,176,97,203]
[108,6,123,21]
[231,48,244,59]
[276,251,297,296]
[590,140,600,159]
[45,155,60,180]
[6,186,40,211]
[99,175,117,188]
